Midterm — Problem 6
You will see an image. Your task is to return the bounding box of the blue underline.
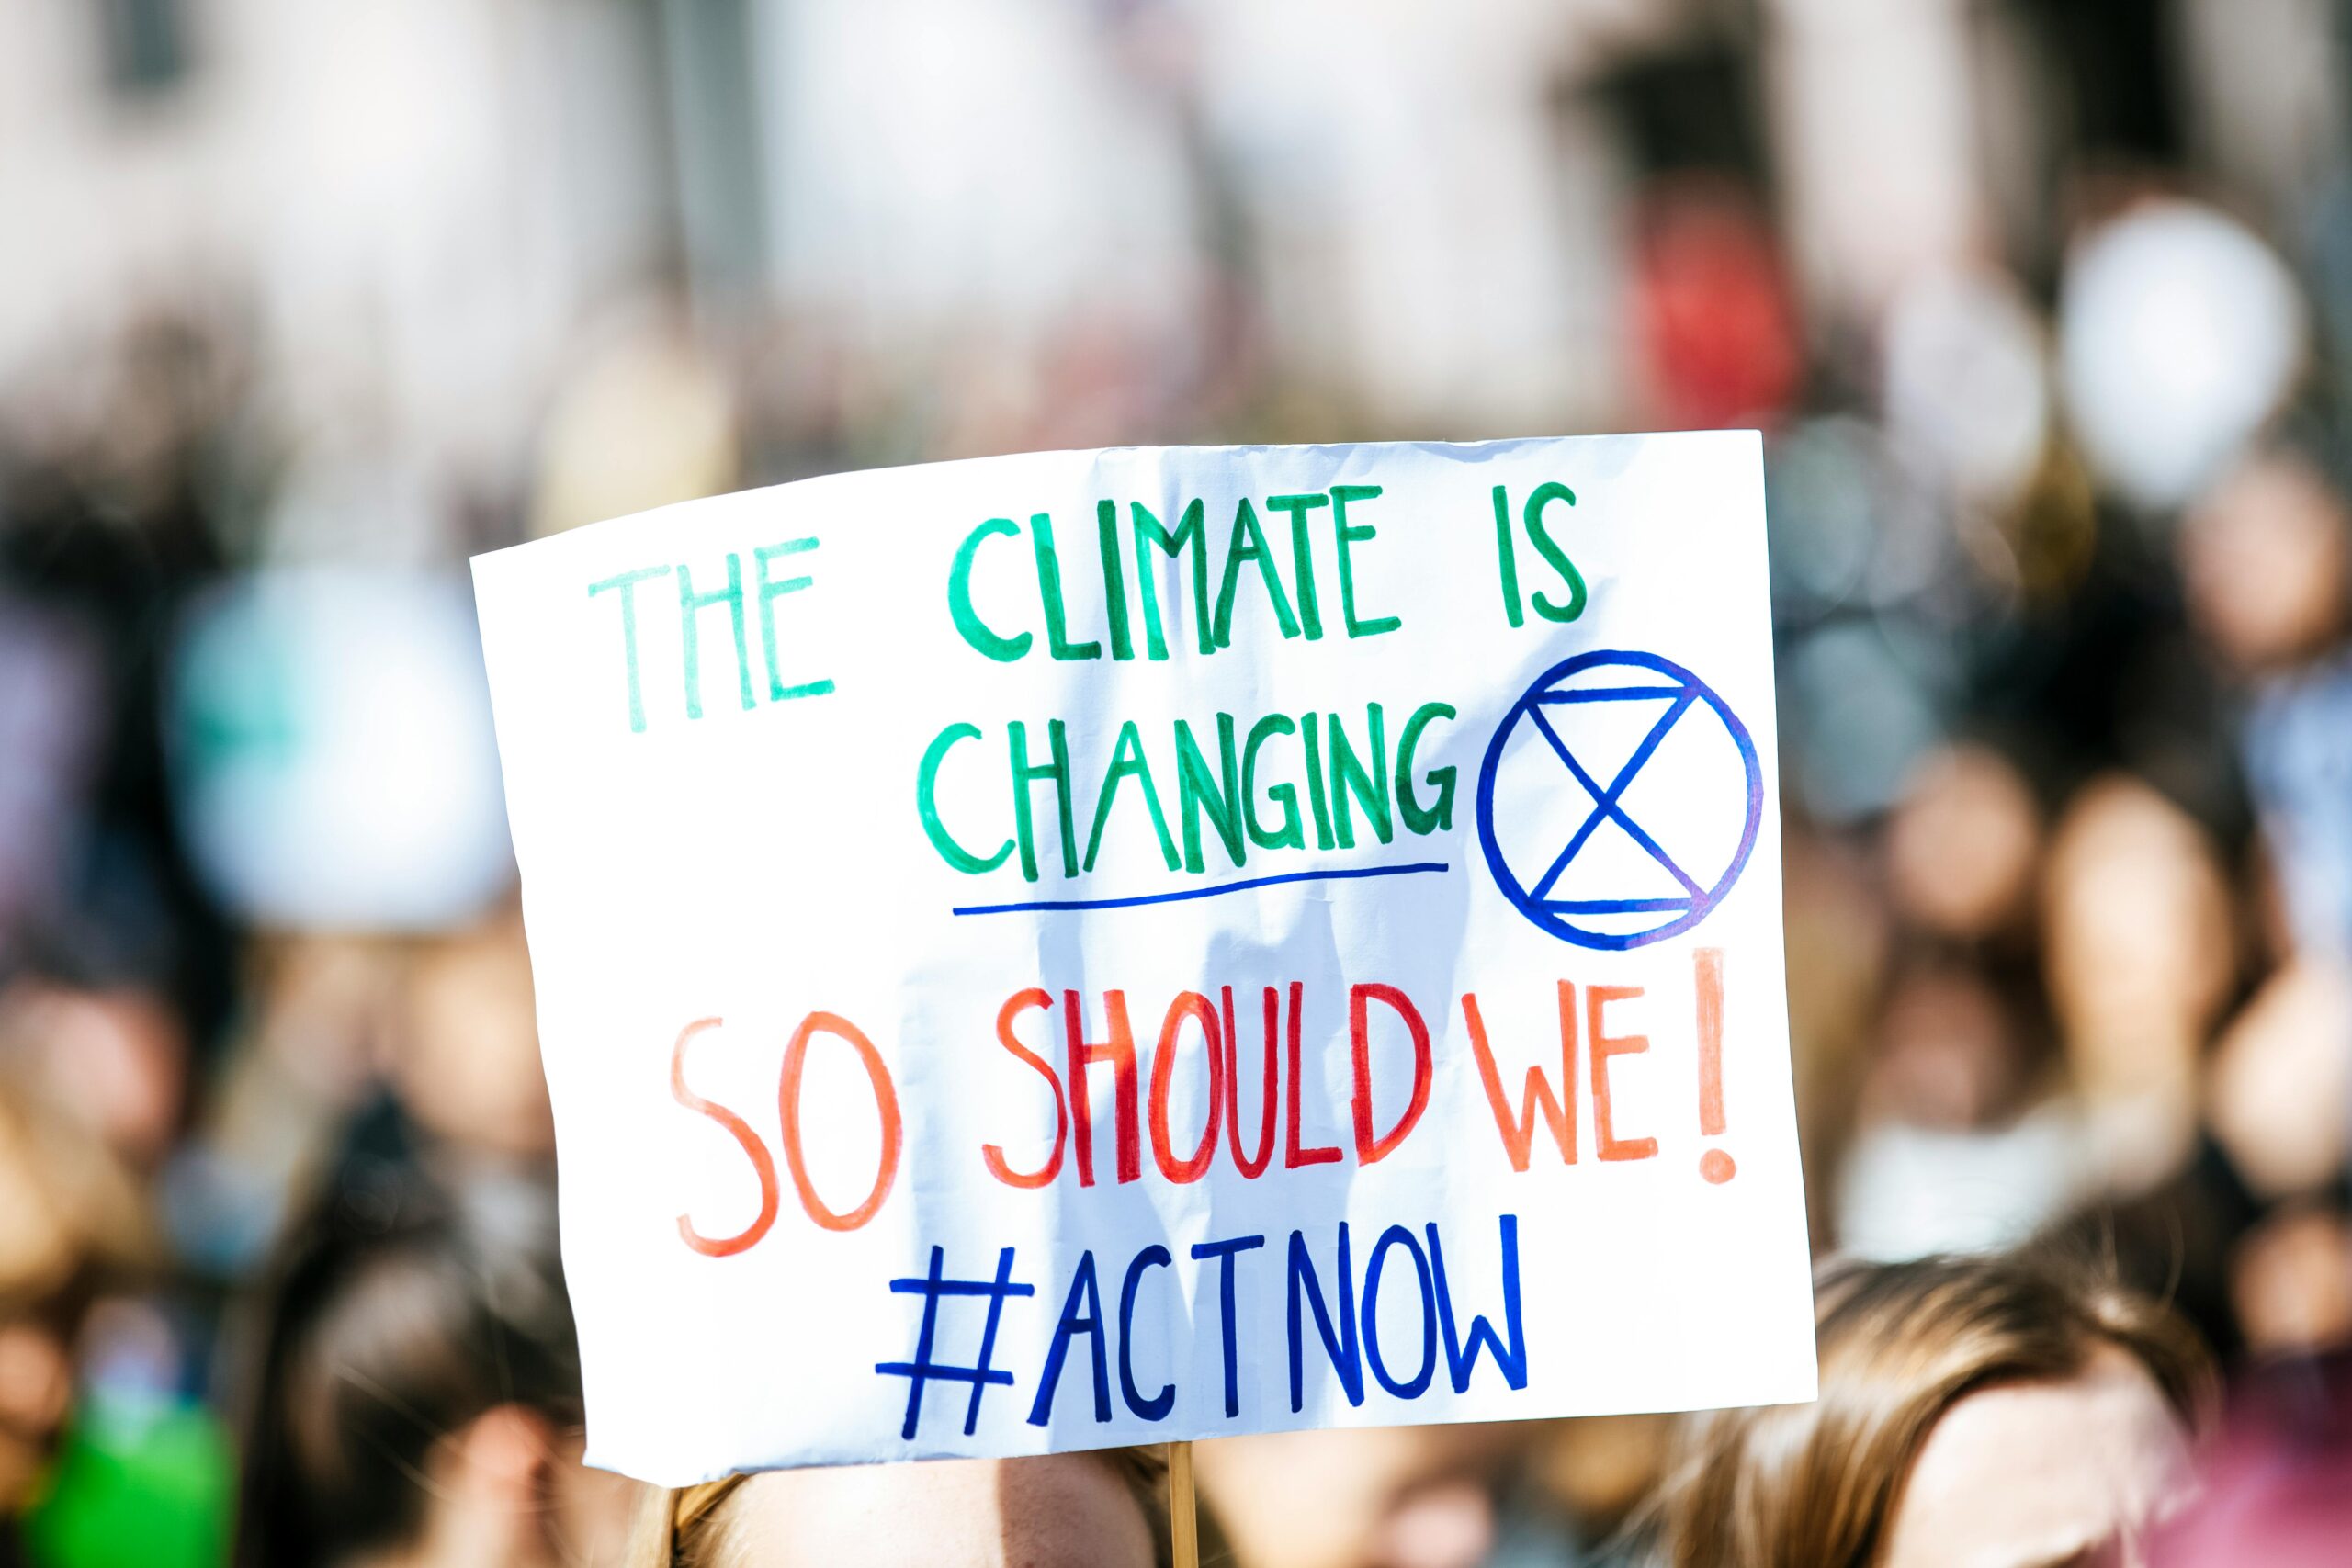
[951,861,1452,916]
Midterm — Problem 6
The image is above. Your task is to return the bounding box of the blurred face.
[718,1454,1154,1568]
[396,922,556,1158]
[1881,1346,2192,1568]
[0,1321,70,1506]
[1865,966,2021,1131]
[1885,746,2041,941]
[2041,778,2233,1080]
[2205,958,2352,1201]
[2179,454,2349,671]
[1198,1423,1513,1568]
[4,981,186,1166]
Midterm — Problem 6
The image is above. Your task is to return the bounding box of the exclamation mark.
[1695,947,1735,1184]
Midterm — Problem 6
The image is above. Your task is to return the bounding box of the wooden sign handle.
[1168,1439,1199,1568]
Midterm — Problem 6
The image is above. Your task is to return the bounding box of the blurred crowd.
[5,1,2352,1565]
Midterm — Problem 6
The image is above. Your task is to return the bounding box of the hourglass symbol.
[1476,649,1761,952]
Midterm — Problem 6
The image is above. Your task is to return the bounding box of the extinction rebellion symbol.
[1476,649,1762,951]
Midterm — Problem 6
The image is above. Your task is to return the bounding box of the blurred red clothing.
[2152,1351,2352,1565]
[1632,181,1803,432]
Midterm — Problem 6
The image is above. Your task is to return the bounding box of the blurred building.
[6,0,2343,491]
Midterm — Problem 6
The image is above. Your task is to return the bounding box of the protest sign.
[470,433,1815,1485]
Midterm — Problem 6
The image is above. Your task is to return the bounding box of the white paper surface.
[470,433,1815,1484]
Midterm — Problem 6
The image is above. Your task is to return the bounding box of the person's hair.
[230,1117,581,1568]
[1649,1251,2214,1568]
[622,1447,1170,1568]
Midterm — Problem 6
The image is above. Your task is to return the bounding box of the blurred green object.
[23,1400,232,1568]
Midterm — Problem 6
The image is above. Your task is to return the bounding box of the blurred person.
[163,933,414,1281]
[2147,1347,2352,1566]
[2184,452,2352,957]
[2050,856,2352,1367]
[1836,959,2083,1260]
[2204,957,2351,1206]
[232,1143,639,1568]
[1197,1423,1520,1568]
[1784,658,2030,1263]
[0,313,243,1060]
[1841,745,2069,1260]
[0,1065,153,1520]
[1531,1414,1676,1558]
[2031,775,2262,1360]
[1882,744,2042,942]
[0,972,186,1169]
[1780,827,1893,1247]
[621,1448,1164,1568]
[0,592,101,968]
[391,913,556,1164]
[172,916,553,1297]
[2040,774,2236,1191]
[26,1292,234,1568]
[2038,1148,2261,1374]
[0,773,231,1193]
[0,1056,180,1567]
[1630,176,1803,433]
[531,308,741,540]
[1649,1251,2211,1568]
[2225,1204,2352,1359]
[2177,452,2347,676]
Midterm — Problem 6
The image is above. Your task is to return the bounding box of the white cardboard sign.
[471,433,1815,1484]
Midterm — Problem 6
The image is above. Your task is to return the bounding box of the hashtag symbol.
[874,1246,1036,1439]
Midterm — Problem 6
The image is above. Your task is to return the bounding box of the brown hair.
[1651,1252,2213,1568]
[230,1138,581,1568]
[622,1447,1170,1568]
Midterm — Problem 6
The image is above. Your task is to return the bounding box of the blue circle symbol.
[1476,649,1762,951]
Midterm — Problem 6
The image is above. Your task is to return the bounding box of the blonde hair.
[1650,1252,2213,1568]
[623,1475,746,1568]
[624,1448,1170,1568]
